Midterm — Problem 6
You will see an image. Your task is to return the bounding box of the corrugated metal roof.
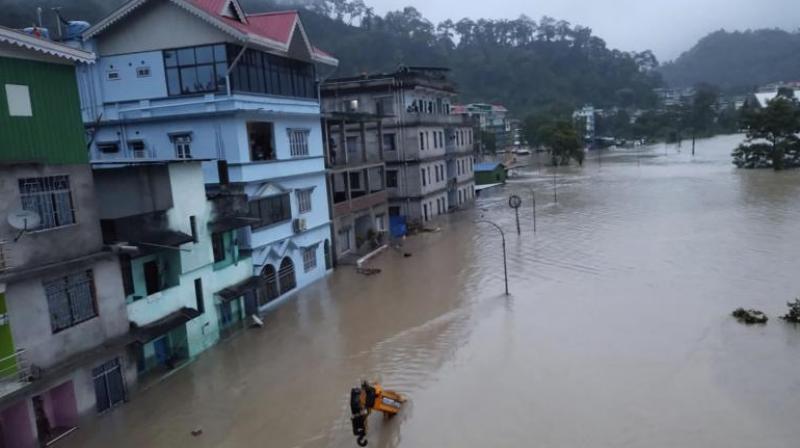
[0,25,95,63]
[474,162,504,172]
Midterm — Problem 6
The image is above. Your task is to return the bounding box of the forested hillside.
[659,29,800,90]
[3,0,662,115]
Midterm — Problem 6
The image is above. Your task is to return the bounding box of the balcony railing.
[0,349,31,398]
[91,145,162,163]
[0,240,9,272]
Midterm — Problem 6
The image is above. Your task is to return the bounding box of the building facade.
[321,111,389,263]
[322,67,476,225]
[74,0,337,316]
[451,103,512,152]
[0,27,134,448]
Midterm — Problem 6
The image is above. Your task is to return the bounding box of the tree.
[539,120,584,166]
[733,96,800,170]
[480,130,497,153]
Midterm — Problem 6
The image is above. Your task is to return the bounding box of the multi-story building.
[321,110,388,262]
[74,0,337,314]
[452,103,512,152]
[0,27,134,448]
[92,159,254,382]
[322,67,476,225]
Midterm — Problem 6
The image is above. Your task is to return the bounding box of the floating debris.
[732,308,768,324]
[191,427,203,436]
[357,267,381,276]
[781,299,800,323]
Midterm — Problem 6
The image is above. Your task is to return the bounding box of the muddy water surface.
[65,135,800,448]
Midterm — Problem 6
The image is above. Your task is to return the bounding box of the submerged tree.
[539,120,584,166]
[733,93,800,170]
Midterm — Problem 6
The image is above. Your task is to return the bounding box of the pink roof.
[185,0,336,63]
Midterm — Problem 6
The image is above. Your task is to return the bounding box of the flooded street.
[65,134,800,448]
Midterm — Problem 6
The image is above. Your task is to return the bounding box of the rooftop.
[0,25,95,63]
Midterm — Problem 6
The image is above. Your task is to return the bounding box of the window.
[163,44,227,96]
[303,248,316,272]
[297,189,312,214]
[423,203,428,221]
[189,216,198,243]
[419,132,425,150]
[97,142,119,153]
[261,265,279,305]
[421,168,426,187]
[427,167,431,185]
[5,84,32,116]
[376,214,386,231]
[383,133,396,151]
[194,278,205,314]
[249,194,291,229]
[128,140,147,158]
[386,170,398,188]
[19,176,75,229]
[346,136,359,157]
[389,206,401,216]
[171,133,192,159]
[45,270,97,332]
[136,66,151,78]
[228,46,316,99]
[288,129,310,157]
[106,71,120,81]
[279,257,296,294]
[212,232,226,262]
[248,122,275,161]
[143,260,161,296]
[120,255,134,296]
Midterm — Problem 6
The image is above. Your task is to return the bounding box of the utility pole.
[553,166,557,203]
[530,188,536,233]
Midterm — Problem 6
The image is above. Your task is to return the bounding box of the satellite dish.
[7,209,42,231]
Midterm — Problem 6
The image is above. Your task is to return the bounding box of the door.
[153,336,170,366]
[93,359,126,413]
[243,291,258,316]
[143,261,160,295]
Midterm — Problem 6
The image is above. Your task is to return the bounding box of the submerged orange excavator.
[350,381,406,446]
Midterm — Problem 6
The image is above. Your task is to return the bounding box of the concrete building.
[0,27,134,448]
[572,105,598,143]
[321,110,389,263]
[451,103,512,151]
[74,0,337,317]
[92,160,254,380]
[322,67,476,225]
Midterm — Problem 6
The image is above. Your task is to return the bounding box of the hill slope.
[659,29,800,89]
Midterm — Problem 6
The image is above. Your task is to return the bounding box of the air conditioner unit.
[292,218,307,233]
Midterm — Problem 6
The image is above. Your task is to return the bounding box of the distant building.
[474,162,507,185]
[74,0,337,335]
[572,105,599,142]
[654,87,695,108]
[752,89,800,108]
[322,67,476,225]
[320,109,389,263]
[452,103,512,151]
[0,26,135,448]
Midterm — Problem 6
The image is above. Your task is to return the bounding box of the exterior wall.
[4,257,128,370]
[0,164,104,271]
[0,55,86,165]
[97,50,168,103]
[95,0,234,56]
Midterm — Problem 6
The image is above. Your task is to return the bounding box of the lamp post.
[553,166,558,203]
[529,188,536,233]
[476,220,509,295]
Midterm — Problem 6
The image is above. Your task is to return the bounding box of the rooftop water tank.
[65,21,90,41]
[22,27,50,39]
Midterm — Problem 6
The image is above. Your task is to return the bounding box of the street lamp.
[475,219,509,295]
[529,188,536,233]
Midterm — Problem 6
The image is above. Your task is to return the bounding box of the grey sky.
[367,0,799,61]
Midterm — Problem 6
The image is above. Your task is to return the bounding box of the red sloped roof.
[188,0,297,46]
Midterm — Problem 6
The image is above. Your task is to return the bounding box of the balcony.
[330,166,388,217]
[0,240,9,273]
[0,349,31,399]
[400,111,466,127]
[333,191,389,218]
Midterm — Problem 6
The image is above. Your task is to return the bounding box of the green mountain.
[659,29,800,90]
[2,0,663,114]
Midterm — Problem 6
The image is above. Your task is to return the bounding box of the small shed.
[474,162,506,185]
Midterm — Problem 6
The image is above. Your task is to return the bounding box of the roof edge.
[0,25,95,63]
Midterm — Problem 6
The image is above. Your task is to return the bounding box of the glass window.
[297,189,312,214]
[383,133,396,151]
[164,50,178,67]
[249,194,291,229]
[45,270,97,333]
[163,44,228,96]
[386,170,398,188]
[288,129,310,157]
[303,248,316,272]
[19,176,75,229]
[177,47,195,65]
[197,65,215,91]
[195,45,214,64]
[212,232,226,262]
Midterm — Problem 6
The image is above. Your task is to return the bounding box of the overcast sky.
[367,0,799,61]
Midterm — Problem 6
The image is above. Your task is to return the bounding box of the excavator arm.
[350,381,406,447]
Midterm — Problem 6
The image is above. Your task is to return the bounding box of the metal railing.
[0,349,31,396]
[0,240,9,272]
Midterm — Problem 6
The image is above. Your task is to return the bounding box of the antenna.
[7,209,42,242]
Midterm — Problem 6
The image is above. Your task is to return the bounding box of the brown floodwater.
[64,134,800,448]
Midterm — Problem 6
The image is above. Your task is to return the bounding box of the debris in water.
[732,308,768,324]
[403,253,412,258]
[250,314,264,328]
[191,427,203,436]
[781,299,800,323]
[357,267,381,276]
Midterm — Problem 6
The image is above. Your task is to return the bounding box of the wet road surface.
[65,135,800,447]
